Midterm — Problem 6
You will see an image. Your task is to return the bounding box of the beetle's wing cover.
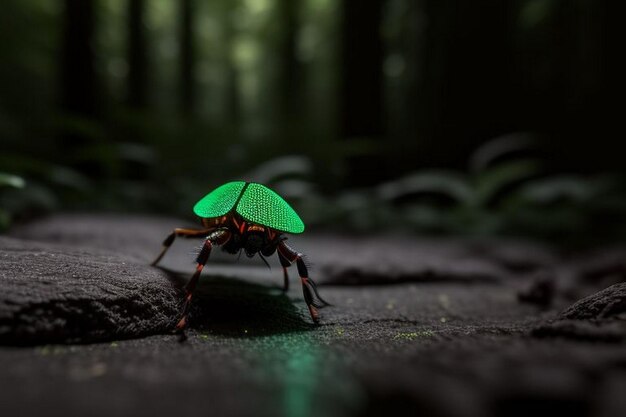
[236,183,305,233]
[193,181,247,218]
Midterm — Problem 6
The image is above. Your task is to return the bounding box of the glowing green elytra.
[193,181,246,219]
[193,181,305,234]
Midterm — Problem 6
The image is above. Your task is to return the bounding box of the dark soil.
[1,214,625,417]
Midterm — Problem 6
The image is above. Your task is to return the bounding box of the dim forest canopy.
[0,0,624,244]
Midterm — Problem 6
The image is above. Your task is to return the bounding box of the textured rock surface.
[0,217,536,344]
[560,282,626,320]
[532,282,626,342]
[0,236,180,344]
[1,214,625,417]
[8,213,189,263]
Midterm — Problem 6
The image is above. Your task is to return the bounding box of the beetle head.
[244,233,264,257]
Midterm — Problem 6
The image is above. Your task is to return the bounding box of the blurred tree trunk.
[384,0,423,177]
[340,0,384,186]
[127,0,148,108]
[412,1,450,164]
[60,0,97,118]
[415,0,514,168]
[275,0,302,124]
[454,0,514,147]
[59,0,101,177]
[599,0,623,172]
[222,5,240,125]
[179,0,195,115]
[541,0,622,172]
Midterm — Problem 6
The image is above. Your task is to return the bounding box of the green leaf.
[377,171,473,204]
[0,173,26,189]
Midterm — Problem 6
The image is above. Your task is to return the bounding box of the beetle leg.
[278,241,330,324]
[277,250,291,292]
[151,227,215,266]
[175,230,231,333]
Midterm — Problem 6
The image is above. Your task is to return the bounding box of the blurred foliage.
[0,0,623,245]
[292,136,626,245]
[0,173,26,230]
[3,129,626,245]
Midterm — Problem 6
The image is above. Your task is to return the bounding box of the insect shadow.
[161,268,315,337]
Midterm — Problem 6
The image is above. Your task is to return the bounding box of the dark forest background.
[1,0,624,243]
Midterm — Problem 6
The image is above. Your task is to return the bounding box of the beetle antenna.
[259,253,271,270]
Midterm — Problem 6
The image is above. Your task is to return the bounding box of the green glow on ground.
[251,332,364,417]
[283,342,318,417]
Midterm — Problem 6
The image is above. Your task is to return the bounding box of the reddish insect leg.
[151,227,214,266]
[175,230,231,332]
[278,241,330,323]
[277,250,291,292]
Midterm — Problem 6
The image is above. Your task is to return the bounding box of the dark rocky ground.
[0,214,625,417]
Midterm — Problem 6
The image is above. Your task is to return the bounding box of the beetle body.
[152,181,329,333]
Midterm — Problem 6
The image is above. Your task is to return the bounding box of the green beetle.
[152,181,329,331]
